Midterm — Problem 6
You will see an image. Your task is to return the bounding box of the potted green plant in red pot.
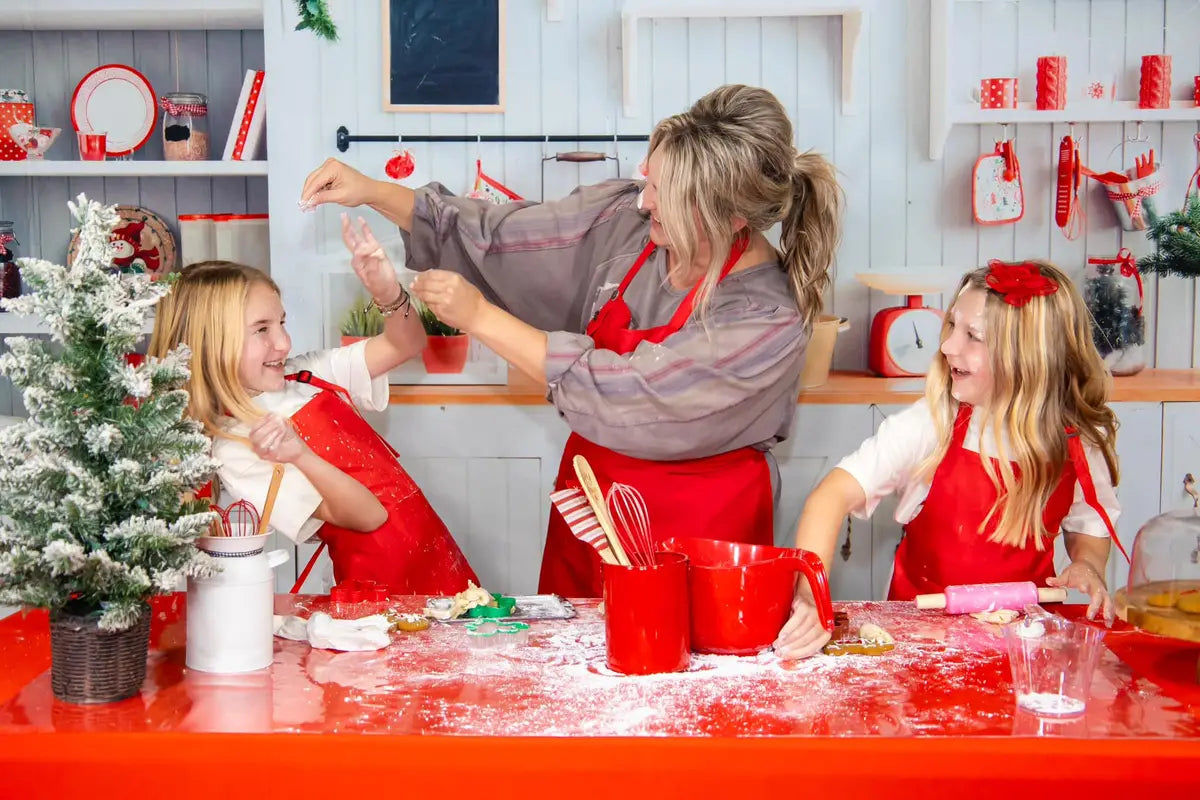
[418,300,469,374]
[339,295,384,347]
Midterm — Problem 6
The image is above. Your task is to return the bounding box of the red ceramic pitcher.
[660,537,834,656]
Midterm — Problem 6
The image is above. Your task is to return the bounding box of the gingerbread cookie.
[1176,590,1200,615]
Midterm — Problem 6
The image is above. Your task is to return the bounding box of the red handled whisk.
[605,482,655,566]
[221,499,260,537]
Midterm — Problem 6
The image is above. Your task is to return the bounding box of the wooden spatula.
[258,463,284,534]
[571,455,630,566]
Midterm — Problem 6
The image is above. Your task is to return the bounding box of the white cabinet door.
[1160,402,1200,513]
[774,405,874,601]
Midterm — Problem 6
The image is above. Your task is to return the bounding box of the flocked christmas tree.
[0,195,218,631]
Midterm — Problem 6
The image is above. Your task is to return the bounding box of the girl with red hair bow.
[777,260,1128,658]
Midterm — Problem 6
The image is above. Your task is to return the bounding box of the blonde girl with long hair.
[298,84,844,597]
[149,217,478,594]
[775,260,1128,659]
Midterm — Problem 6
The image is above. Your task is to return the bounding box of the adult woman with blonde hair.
[300,84,844,597]
[775,260,1129,658]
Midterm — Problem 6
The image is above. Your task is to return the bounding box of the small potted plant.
[339,294,384,346]
[417,299,470,374]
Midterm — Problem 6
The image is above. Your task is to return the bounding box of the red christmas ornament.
[385,149,415,180]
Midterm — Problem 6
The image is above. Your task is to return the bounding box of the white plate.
[71,64,156,157]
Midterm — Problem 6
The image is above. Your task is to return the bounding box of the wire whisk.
[605,482,655,567]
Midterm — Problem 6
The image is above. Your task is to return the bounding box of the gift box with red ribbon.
[1036,56,1068,110]
[1138,55,1172,109]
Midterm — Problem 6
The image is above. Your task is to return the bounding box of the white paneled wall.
[265,0,1200,370]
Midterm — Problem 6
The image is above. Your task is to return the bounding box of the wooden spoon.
[258,463,285,534]
[571,455,630,566]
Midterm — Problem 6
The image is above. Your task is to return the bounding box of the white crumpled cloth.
[273,611,391,652]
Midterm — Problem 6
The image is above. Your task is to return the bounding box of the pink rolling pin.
[915,581,1067,613]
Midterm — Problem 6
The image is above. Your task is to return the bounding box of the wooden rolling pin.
[916,581,1067,613]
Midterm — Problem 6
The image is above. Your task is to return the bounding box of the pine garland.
[294,0,338,42]
[1139,196,1200,279]
[0,195,219,631]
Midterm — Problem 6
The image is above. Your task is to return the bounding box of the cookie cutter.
[464,620,530,650]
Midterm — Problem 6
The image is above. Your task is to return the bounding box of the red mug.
[603,551,689,675]
[980,77,1019,109]
[77,131,106,161]
[1194,76,1200,106]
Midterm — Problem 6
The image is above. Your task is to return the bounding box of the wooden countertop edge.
[388,369,1200,406]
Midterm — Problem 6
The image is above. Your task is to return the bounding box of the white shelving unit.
[1,0,263,31]
[0,160,268,177]
[620,0,866,117]
[928,0,1200,159]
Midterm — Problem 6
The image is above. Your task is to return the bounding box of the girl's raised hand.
[249,414,308,464]
[341,213,402,305]
[410,270,486,332]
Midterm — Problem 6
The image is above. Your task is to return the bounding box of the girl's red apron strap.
[1066,428,1130,564]
[285,370,403,460]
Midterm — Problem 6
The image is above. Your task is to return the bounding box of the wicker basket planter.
[49,602,151,704]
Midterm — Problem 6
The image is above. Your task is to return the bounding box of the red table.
[1,595,1197,798]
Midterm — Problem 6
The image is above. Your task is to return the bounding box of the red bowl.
[660,537,833,656]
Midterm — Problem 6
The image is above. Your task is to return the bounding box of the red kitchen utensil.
[602,551,690,675]
[660,537,834,656]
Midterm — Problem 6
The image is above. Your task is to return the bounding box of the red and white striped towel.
[550,487,617,565]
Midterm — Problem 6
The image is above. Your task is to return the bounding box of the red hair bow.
[985,260,1059,307]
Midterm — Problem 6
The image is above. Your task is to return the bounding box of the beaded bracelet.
[370,284,412,318]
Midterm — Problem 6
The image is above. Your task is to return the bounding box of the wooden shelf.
[388,369,1200,406]
[0,0,263,30]
[0,160,268,178]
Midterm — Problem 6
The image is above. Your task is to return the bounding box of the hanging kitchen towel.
[973,139,1024,225]
[466,159,523,204]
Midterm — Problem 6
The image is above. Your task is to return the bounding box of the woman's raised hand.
[300,158,378,209]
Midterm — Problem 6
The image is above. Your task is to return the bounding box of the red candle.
[1036,56,1068,110]
[1139,54,1172,109]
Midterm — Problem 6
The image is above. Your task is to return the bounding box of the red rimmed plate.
[70,64,157,157]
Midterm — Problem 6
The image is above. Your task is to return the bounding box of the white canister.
[178,213,216,267]
[213,213,270,273]
[187,535,289,674]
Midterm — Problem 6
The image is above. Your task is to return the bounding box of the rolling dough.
[970,609,1020,624]
[859,623,895,645]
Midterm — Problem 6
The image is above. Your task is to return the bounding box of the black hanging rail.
[336,125,650,153]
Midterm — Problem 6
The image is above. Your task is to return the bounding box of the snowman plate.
[67,204,176,275]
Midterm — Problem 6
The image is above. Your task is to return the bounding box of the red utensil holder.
[603,552,689,675]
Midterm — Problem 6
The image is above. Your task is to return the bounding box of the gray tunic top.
[402,179,809,462]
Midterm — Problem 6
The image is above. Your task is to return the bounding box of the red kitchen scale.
[857,274,949,378]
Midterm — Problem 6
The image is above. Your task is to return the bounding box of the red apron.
[537,236,776,597]
[286,371,478,595]
[888,403,1128,600]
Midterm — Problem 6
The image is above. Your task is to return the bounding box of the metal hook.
[1068,122,1076,140]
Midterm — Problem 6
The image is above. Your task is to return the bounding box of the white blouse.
[213,339,390,545]
[836,400,1119,538]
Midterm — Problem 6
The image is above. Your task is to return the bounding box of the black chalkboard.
[384,0,505,112]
